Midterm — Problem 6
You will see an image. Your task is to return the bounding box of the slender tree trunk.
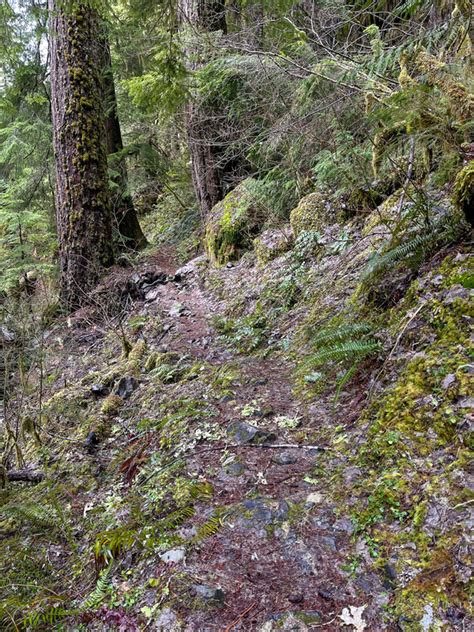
[49,0,113,310]
[179,0,227,218]
[100,37,147,251]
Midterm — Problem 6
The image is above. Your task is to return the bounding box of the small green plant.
[299,319,380,401]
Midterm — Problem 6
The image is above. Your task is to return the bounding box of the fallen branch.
[6,469,45,483]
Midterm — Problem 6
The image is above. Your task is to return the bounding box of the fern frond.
[308,340,380,366]
[1,502,60,530]
[364,231,434,278]
[310,322,373,347]
[23,605,76,629]
[94,527,137,563]
[81,565,112,611]
[160,505,195,531]
[334,363,360,405]
[192,509,229,543]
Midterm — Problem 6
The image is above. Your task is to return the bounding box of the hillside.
[0,1,473,631]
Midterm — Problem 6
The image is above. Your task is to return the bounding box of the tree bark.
[49,0,113,311]
[179,0,227,218]
[100,37,147,251]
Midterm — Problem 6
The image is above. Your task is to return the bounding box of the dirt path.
[132,255,382,631]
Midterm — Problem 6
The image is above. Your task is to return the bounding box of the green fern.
[94,527,137,563]
[364,231,435,278]
[310,322,373,347]
[81,565,113,611]
[159,505,195,531]
[334,363,360,405]
[309,340,380,366]
[1,502,60,531]
[192,509,228,543]
[23,605,76,629]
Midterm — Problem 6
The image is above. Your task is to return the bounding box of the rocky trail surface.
[4,245,472,632]
[90,252,389,631]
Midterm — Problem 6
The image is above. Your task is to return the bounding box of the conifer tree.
[49,0,113,310]
[100,36,147,251]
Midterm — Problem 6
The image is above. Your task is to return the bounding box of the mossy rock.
[289,191,337,237]
[100,394,123,416]
[453,160,474,226]
[253,226,293,265]
[204,178,266,265]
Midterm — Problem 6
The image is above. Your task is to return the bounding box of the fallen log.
[6,469,45,483]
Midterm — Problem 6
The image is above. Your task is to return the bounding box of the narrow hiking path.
[120,252,381,631]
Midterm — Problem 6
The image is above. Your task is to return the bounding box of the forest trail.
[120,251,380,631]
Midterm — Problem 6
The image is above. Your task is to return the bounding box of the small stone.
[458,396,474,409]
[227,420,276,445]
[333,517,354,534]
[320,535,337,551]
[383,562,397,588]
[254,378,268,386]
[305,492,323,507]
[317,589,333,600]
[226,262,234,268]
[115,376,138,400]
[91,383,109,397]
[169,302,186,317]
[84,431,99,453]
[224,461,245,476]
[193,584,225,605]
[442,374,456,390]
[287,594,304,604]
[159,548,185,564]
[272,452,297,466]
[155,608,180,630]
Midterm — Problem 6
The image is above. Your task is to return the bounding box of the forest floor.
[126,250,373,630]
[2,225,472,632]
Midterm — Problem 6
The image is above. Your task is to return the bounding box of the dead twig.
[224,602,257,632]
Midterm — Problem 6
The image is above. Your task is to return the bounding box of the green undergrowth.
[326,252,473,624]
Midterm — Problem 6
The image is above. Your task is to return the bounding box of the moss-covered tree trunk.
[49,0,113,310]
[100,36,147,251]
[179,0,227,218]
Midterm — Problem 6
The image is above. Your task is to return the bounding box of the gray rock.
[115,375,138,400]
[356,571,386,595]
[155,608,180,631]
[442,373,457,390]
[240,497,290,527]
[272,451,297,465]
[169,302,187,317]
[383,562,397,588]
[458,396,474,409]
[444,285,472,304]
[159,548,185,564]
[0,326,15,343]
[174,255,208,278]
[193,584,225,606]
[91,383,109,397]
[224,461,245,476]
[320,535,337,551]
[227,420,276,445]
[333,517,354,534]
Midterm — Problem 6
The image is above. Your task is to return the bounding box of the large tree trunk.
[49,0,113,310]
[179,0,227,218]
[100,37,147,251]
